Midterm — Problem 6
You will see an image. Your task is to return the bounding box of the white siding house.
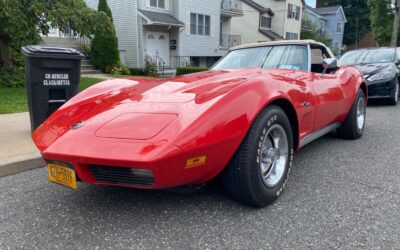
[86,0,138,67]
[85,0,243,68]
[230,0,304,44]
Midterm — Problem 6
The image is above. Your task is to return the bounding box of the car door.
[263,45,317,138]
[308,46,347,131]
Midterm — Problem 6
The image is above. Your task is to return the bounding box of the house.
[302,5,347,53]
[302,5,326,33]
[230,0,304,44]
[82,0,244,68]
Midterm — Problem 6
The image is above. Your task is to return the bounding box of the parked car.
[33,40,367,207]
[339,47,400,105]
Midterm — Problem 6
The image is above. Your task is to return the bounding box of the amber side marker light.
[186,155,207,168]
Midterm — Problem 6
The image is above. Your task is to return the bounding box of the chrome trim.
[48,99,66,103]
[299,123,341,148]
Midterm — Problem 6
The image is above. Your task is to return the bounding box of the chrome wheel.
[356,96,366,131]
[260,124,289,188]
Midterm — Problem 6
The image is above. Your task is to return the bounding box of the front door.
[146,32,170,67]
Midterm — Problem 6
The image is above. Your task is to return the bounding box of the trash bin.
[22,46,84,131]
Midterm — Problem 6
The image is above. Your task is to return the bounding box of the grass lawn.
[0,77,104,114]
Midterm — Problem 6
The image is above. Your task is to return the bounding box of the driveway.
[0,103,399,249]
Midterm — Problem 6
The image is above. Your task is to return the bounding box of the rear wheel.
[389,80,399,105]
[337,89,366,139]
[223,105,294,207]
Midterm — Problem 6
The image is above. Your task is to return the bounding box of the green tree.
[367,0,394,45]
[91,0,119,72]
[0,0,112,70]
[316,0,371,46]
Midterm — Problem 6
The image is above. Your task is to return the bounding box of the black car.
[339,47,400,105]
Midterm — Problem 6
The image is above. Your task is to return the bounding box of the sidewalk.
[0,112,44,177]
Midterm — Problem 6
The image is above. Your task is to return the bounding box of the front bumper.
[366,78,396,99]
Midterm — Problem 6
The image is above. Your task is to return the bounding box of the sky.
[305,0,316,7]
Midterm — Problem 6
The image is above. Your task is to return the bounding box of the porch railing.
[145,55,165,77]
[221,0,242,13]
[220,34,241,49]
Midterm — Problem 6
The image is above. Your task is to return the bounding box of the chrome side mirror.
[321,58,338,76]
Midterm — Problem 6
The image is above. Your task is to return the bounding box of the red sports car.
[33,40,367,207]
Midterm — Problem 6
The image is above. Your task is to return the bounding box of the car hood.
[356,62,395,76]
[32,69,261,151]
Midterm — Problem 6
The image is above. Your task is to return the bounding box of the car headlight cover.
[368,70,397,82]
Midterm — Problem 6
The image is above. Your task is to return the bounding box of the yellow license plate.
[48,163,77,190]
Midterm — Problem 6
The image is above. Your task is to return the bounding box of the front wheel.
[222,105,294,207]
[337,89,366,139]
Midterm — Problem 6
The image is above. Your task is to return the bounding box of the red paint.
[32,66,366,189]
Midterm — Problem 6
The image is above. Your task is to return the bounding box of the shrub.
[129,68,148,76]
[0,67,25,87]
[120,65,130,75]
[91,0,120,72]
[145,60,158,76]
[176,66,208,76]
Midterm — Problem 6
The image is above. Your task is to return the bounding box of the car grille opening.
[89,165,154,187]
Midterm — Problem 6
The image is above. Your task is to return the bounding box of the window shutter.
[211,15,215,37]
[296,6,300,20]
[146,0,150,7]
[186,12,191,35]
[287,4,292,18]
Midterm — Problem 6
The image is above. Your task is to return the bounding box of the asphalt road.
[1,102,400,249]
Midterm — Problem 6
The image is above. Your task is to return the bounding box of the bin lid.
[21,45,85,59]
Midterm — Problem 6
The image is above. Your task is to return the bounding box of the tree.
[316,0,371,46]
[0,0,112,70]
[91,0,119,71]
[301,19,332,48]
[367,0,394,45]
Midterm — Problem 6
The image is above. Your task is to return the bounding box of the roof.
[242,0,275,16]
[314,6,341,15]
[231,39,335,57]
[304,5,327,20]
[308,5,347,23]
[259,29,283,41]
[138,9,184,27]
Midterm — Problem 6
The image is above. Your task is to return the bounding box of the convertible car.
[33,40,367,207]
[339,47,400,105]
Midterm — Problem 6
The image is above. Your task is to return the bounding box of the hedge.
[129,68,148,76]
[176,66,208,76]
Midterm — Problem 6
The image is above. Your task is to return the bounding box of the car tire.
[389,80,399,106]
[222,105,294,207]
[337,89,366,139]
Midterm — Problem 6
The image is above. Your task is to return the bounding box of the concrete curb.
[0,153,45,178]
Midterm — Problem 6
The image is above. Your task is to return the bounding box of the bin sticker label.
[43,73,70,86]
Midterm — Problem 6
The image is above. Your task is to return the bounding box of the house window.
[205,16,211,36]
[336,22,343,33]
[287,4,300,20]
[260,16,272,29]
[190,13,211,36]
[198,14,204,35]
[286,32,299,40]
[149,0,165,9]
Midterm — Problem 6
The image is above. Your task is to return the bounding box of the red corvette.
[33,40,367,207]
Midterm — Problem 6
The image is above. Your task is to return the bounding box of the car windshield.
[212,45,309,71]
[360,48,395,64]
[339,50,365,66]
